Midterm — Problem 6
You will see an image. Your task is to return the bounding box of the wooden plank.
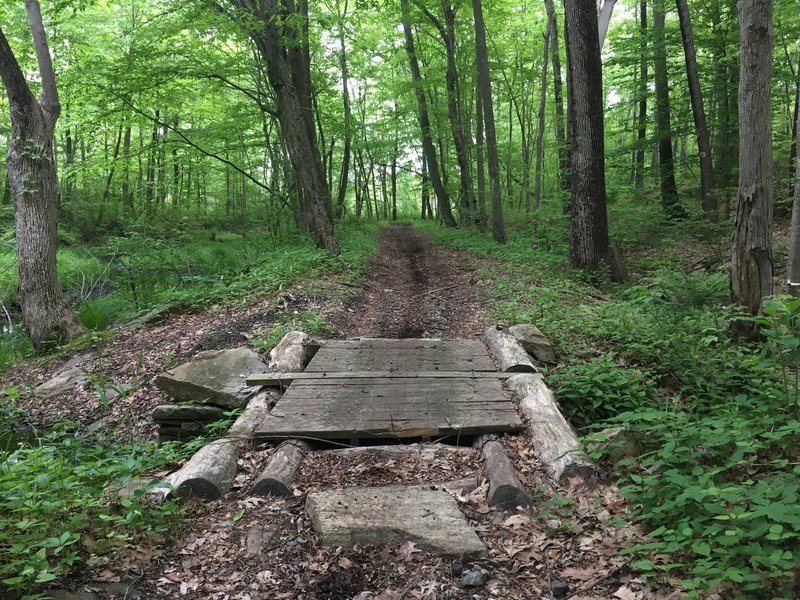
[246,371,513,386]
[305,356,495,372]
[254,419,522,440]
[321,339,483,349]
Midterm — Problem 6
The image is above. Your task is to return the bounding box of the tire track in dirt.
[334,223,491,339]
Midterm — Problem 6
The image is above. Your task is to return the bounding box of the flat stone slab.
[155,348,266,409]
[35,357,89,399]
[306,485,486,559]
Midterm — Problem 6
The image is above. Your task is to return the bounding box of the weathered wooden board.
[253,339,521,442]
[246,371,512,386]
[303,339,496,373]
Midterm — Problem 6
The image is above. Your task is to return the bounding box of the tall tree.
[597,0,617,48]
[653,0,686,218]
[417,1,474,225]
[333,0,352,221]
[400,0,457,227]
[788,71,800,294]
[675,0,716,220]
[731,0,773,327]
[544,0,568,199]
[0,0,86,351]
[533,27,550,211]
[633,1,648,194]
[229,0,340,254]
[563,0,609,271]
[472,0,506,243]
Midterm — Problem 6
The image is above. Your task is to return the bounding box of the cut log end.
[481,325,537,373]
[250,440,312,498]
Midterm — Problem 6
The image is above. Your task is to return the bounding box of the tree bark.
[334,0,351,221]
[564,0,610,272]
[597,0,617,48]
[533,28,550,211]
[731,0,773,329]
[400,0,457,227]
[634,1,648,194]
[472,0,506,243]
[653,0,685,219]
[676,0,716,220]
[544,0,569,201]
[230,0,339,254]
[0,1,86,351]
[475,77,487,231]
[788,63,800,293]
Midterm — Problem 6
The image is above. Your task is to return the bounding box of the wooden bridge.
[247,338,523,443]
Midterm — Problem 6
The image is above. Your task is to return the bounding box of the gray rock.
[306,485,487,559]
[462,568,488,587]
[34,367,88,399]
[268,330,311,372]
[550,578,569,598]
[155,348,266,409]
[508,324,556,363]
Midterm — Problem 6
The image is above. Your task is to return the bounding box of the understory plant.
[0,429,192,597]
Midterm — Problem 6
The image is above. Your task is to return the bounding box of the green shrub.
[78,297,122,331]
[0,430,189,596]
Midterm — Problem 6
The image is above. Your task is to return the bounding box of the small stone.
[451,560,464,576]
[544,518,561,532]
[550,578,569,598]
[508,323,556,363]
[462,568,488,587]
[34,367,88,399]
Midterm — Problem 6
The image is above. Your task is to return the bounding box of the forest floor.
[11,224,680,600]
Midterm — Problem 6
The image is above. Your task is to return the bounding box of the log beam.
[474,434,534,510]
[481,325,537,372]
[251,439,313,497]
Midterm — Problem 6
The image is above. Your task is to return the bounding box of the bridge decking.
[253,339,523,442]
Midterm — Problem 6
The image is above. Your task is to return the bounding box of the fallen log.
[474,435,533,510]
[481,325,537,373]
[165,439,239,500]
[251,439,312,497]
[506,373,600,484]
[268,331,313,373]
[227,390,277,438]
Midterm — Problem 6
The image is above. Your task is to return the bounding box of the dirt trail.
[334,223,489,340]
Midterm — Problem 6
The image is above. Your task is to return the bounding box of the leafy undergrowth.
[421,210,800,599]
[0,430,203,598]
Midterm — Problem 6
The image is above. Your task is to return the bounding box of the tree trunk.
[731,0,773,330]
[653,0,686,219]
[334,1,351,221]
[122,122,133,213]
[472,0,506,244]
[788,71,800,292]
[475,77,487,232]
[676,0,716,220]
[0,2,85,351]
[563,0,609,272]
[597,0,617,48]
[543,0,569,201]
[634,1,647,195]
[232,0,339,254]
[400,0,457,227]
[533,28,550,211]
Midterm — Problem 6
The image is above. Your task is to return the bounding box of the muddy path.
[333,223,490,340]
